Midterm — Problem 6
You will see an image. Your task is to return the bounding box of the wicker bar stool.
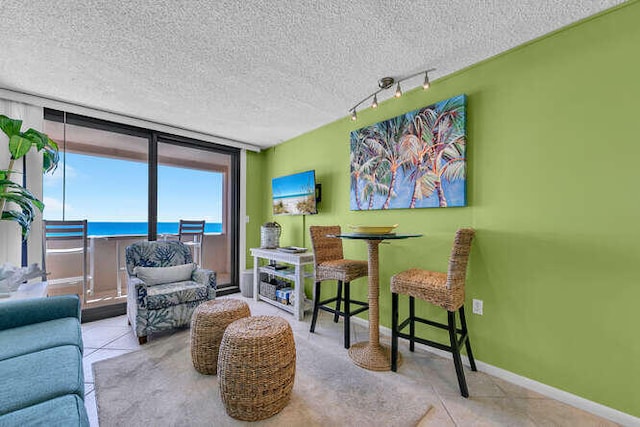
[309,225,369,349]
[390,228,476,397]
[218,316,296,421]
[190,298,250,374]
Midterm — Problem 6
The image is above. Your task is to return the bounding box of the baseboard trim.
[349,317,639,426]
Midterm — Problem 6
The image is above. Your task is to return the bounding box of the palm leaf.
[8,135,32,159]
[417,172,438,200]
[1,207,35,238]
[440,159,466,182]
[1,210,32,236]
[434,95,465,116]
[1,115,60,240]
[23,128,49,150]
[441,138,466,163]
[0,115,22,138]
[399,134,423,165]
[41,142,60,173]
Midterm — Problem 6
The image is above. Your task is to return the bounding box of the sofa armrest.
[0,295,81,331]
[192,268,217,298]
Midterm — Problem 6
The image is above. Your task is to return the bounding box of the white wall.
[0,99,44,267]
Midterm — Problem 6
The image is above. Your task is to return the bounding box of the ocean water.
[87,222,222,236]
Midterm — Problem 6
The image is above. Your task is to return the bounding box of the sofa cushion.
[0,317,82,361]
[0,345,84,415]
[134,263,196,286]
[146,280,209,310]
[0,394,89,427]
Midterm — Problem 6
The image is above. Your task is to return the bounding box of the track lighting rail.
[350,68,435,121]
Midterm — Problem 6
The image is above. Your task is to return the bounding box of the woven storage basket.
[189,299,250,375]
[259,281,278,300]
[218,316,296,421]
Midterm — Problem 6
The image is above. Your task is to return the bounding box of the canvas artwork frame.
[350,94,467,210]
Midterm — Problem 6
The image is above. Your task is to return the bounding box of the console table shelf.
[250,248,314,320]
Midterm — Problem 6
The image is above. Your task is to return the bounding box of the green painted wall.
[246,2,640,417]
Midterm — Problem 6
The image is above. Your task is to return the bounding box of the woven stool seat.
[391,228,476,398]
[218,316,296,421]
[391,269,461,311]
[190,298,250,375]
[309,225,369,349]
[317,259,368,282]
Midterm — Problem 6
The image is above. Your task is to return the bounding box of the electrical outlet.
[472,299,483,315]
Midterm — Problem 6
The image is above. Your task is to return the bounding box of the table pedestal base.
[348,341,402,371]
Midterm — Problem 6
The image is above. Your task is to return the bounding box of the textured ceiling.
[0,1,624,148]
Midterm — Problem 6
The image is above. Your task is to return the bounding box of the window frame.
[43,109,240,290]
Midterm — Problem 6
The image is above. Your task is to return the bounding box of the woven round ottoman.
[190,299,250,375]
[218,316,296,421]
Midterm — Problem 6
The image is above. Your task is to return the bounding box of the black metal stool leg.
[409,296,415,352]
[391,292,399,371]
[334,281,343,323]
[459,305,477,371]
[343,282,351,349]
[448,310,469,398]
[310,281,321,333]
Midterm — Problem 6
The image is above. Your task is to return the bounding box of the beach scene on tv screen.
[272,170,316,215]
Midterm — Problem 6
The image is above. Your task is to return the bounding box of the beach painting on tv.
[272,170,317,215]
[350,94,467,210]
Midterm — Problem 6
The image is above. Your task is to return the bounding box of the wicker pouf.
[218,316,296,421]
[190,299,250,375]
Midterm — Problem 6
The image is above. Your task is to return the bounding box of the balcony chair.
[42,220,92,301]
[178,219,205,266]
[125,240,216,344]
[390,228,476,397]
[309,225,369,349]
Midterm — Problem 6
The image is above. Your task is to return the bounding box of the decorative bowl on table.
[348,224,398,235]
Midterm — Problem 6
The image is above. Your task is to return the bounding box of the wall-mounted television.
[272,170,318,216]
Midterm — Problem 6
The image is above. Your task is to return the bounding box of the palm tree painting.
[350,94,466,210]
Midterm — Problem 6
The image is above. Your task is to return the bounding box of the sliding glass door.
[42,110,240,312]
[43,114,149,307]
[156,140,237,290]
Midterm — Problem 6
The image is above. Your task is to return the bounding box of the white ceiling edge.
[0,88,262,153]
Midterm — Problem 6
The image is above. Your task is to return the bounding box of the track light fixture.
[349,68,435,121]
[423,71,431,89]
[394,83,402,98]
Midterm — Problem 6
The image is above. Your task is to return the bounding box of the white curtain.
[0,99,44,268]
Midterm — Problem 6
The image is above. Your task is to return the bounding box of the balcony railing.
[44,234,231,309]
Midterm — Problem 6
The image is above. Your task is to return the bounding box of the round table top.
[332,233,422,240]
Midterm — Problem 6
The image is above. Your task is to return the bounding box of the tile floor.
[82,295,619,426]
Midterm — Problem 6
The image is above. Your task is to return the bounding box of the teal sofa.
[0,295,89,426]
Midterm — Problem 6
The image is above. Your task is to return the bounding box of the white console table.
[250,248,314,320]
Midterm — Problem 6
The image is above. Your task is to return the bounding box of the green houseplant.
[0,114,59,239]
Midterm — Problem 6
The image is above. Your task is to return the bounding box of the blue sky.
[272,170,315,199]
[44,152,223,222]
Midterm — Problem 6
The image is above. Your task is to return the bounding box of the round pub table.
[334,232,421,371]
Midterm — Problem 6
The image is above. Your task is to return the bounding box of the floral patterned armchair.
[125,241,216,344]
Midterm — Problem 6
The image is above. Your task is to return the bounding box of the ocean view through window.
[43,151,149,235]
[42,110,240,308]
[157,160,224,237]
[43,152,224,236]
[82,222,223,236]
